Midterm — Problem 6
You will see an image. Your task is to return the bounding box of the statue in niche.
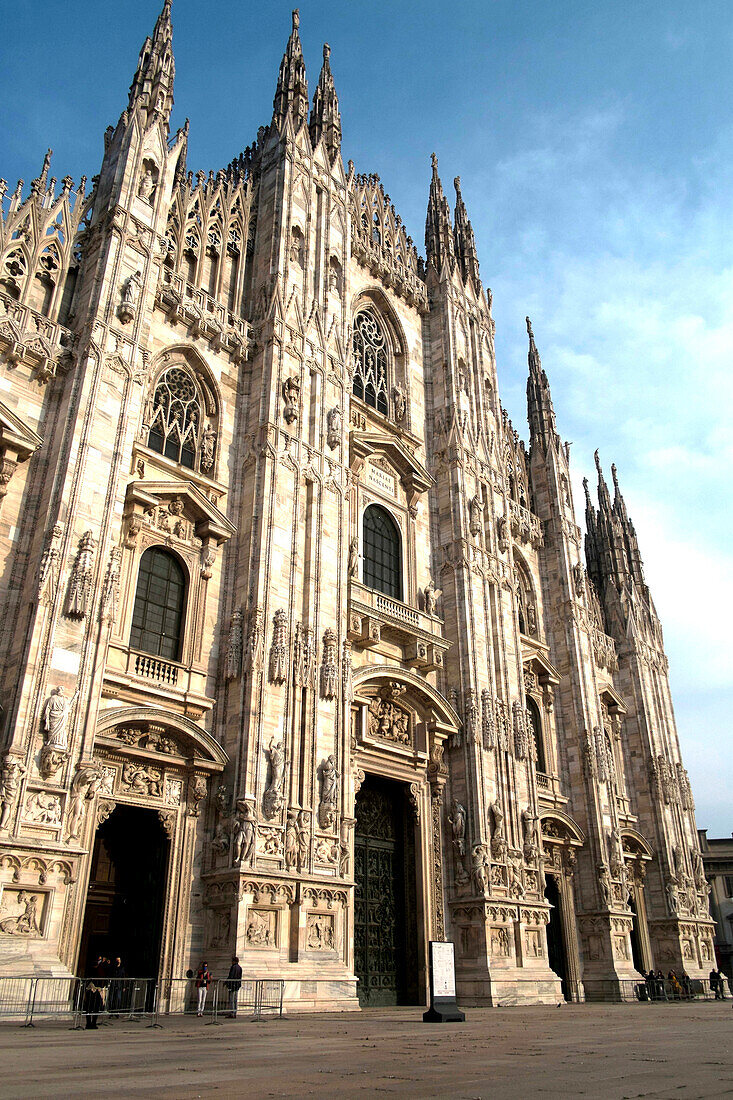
[119,269,142,326]
[0,891,41,936]
[449,801,467,856]
[489,801,506,860]
[318,755,339,830]
[138,162,158,203]
[200,424,216,471]
[469,494,483,537]
[296,810,310,870]
[211,820,230,855]
[263,739,285,819]
[521,809,539,864]
[41,686,78,752]
[232,800,256,865]
[470,843,490,895]
[666,877,680,915]
[0,756,26,830]
[598,864,613,908]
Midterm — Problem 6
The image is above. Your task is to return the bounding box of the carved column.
[556,856,584,1002]
[431,786,446,941]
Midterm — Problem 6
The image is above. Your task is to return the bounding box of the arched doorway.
[544,874,569,1000]
[353,774,418,1005]
[628,896,645,973]
[78,805,169,978]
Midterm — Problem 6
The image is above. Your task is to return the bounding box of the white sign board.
[367,463,397,497]
[430,941,456,998]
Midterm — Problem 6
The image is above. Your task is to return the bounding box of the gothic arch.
[143,345,221,477]
[353,665,460,735]
[513,547,539,638]
[95,706,228,770]
[539,809,585,847]
[620,828,654,859]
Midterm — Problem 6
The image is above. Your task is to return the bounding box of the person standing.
[709,967,725,999]
[109,956,126,1014]
[226,955,243,1018]
[195,961,211,1016]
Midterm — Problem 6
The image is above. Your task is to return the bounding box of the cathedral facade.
[0,3,715,1008]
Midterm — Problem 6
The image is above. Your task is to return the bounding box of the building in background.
[698,830,733,983]
[0,3,715,1006]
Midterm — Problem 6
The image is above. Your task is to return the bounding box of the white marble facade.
[0,4,715,1006]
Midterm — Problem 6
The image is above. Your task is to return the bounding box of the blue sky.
[2,1,731,834]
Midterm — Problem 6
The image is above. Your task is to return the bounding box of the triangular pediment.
[125,480,235,544]
[350,431,433,501]
[523,648,561,685]
[0,398,42,461]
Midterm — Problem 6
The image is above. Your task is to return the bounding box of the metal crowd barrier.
[581,976,731,1003]
[150,977,285,1026]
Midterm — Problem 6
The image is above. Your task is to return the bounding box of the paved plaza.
[0,1002,731,1099]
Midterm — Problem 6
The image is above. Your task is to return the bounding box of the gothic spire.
[525,317,557,452]
[425,153,455,273]
[309,43,341,162]
[127,0,175,129]
[452,176,480,287]
[273,9,309,133]
[611,462,645,586]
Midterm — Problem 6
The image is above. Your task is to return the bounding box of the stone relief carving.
[24,790,62,827]
[263,739,285,819]
[449,801,467,857]
[318,755,339,830]
[189,775,207,817]
[232,800,256,866]
[367,684,411,747]
[245,907,275,947]
[121,762,162,797]
[118,270,142,324]
[0,755,25,830]
[320,628,338,699]
[481,689,495,750]
[293,623,316,688]
[64,530,95,619]
[306,912,335,950]
[491,926,510,957]
[0,890,42,936]
[66,763,102,842]
[37,523,63,605]
[268,610,288,684]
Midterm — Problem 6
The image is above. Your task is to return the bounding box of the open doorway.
[78,804,169,979]
[544,874,570,1001]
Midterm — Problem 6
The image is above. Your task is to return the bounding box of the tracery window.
[363,504,402,600]
[526,696,546,773]
[130,547,186,661]
[146,366,203,471]
[352,308,389,416]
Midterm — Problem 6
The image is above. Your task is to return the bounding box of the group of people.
[644,967,727,1001]
[194,956,242,1018]
[84,955,127,1029]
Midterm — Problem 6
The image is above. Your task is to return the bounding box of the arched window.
[352,308,389,416]
[130,547,186,661]
[363,504,402,600]
[526,696,547,773]
[147,366,203,470]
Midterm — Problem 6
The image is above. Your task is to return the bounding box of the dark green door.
[354,775,417,1006]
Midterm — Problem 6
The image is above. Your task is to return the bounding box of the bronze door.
[354,775,417,1005]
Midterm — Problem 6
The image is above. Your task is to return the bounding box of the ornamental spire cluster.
[273,9,309,131]
[309,43,342,161]
[127,0,175,128]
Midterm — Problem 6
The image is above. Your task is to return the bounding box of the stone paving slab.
[0,1003,731,1099]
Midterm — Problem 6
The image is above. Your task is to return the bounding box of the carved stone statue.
[320,629,338,700]
[424,580,440,616]
[598,864,613,907]
[138,164,157,203]
[666,877,680,915]
[449,800,466,856]
[318,755,339,830]
[41,686,77,751]
[268,610,288,684]
[326,406,342,450]
[232,799,256,865]
[284,808,298,871]
[469,494,483,537]
[392,383,406,422]
[521,809,539,864]
[347,537,358,578]
[263,739,285,819]
[200,424,216,471]
[296,810,309,870]
[282,376,300,424]
[0,756,25,830]
[122,269,142,305]
[470,843,490,895]
[490,801,506,860]
[66,763,102,842]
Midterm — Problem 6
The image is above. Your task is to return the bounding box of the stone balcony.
[347,580,450,670]
[102,641,214,719]
[536,770,568,809]
[509,499,543,548]
[0,290,74,382]
[154,269,250,363]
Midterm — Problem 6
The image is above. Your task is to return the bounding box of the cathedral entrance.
[78,805,169,979]
[544,875,570,1001]
[354,774,419,1006]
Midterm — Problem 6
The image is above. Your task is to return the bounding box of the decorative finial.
[594,449,602,475]
[526,316,534,339]
[583,477,591,503]
[611,463,619,492]
[454,175,461,193]
[323,43,330,61]
[292,9,299,29]
[431,152,438,171]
